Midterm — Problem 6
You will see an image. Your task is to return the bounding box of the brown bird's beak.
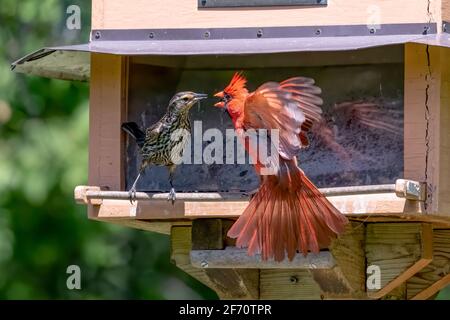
[193,93,208,101]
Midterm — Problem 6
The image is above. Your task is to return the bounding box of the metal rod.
[319,184,395,196]
[86,191,248,201]
[85,184,396,202]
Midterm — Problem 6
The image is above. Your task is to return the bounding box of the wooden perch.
[73,180,450,231]
[74,180,428,219]
[75,180,427,204]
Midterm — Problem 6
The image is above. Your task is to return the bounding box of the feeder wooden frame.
[92,0,441,29]
[80,44,450,300]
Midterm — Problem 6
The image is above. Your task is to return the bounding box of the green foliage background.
[0,0,216,299]
[0,0,448,300]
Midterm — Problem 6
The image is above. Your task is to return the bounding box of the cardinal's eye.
[224,93,231,102]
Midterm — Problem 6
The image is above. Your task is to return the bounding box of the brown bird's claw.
[128,188,137,205]
[168,188,176,205]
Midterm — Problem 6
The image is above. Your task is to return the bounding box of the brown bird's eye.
[183,97,189,102]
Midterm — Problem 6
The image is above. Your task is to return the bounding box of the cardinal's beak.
[214,91,225,108]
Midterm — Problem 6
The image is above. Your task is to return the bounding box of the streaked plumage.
[122,91,207,203]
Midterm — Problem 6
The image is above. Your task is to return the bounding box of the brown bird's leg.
[129,168,144,204]
[167,165,177,205]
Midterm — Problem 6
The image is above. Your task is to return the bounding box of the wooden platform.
[74,180,450,235]
[75,179,450,299]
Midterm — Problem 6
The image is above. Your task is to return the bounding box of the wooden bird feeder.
[12,0,450,299]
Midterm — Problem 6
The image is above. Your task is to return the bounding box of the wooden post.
[443,0,450,23]
[170,226,217,290]
[171,222,260,299]
[88,53,128,218]
[89,53,128,192]
[192,219,224,250]
[366,223,433,299]
[318,222,366,299]
[191,219,260,299]
[436,48,450,215]
[408,229,450,299]
[405,44,450,217]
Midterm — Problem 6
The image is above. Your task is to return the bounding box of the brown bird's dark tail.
[227,160,348,262]
[121,122,146,148]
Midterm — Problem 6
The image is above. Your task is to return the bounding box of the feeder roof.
[11,24,450,82]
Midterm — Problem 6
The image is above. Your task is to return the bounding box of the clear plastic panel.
[126,61,403,192]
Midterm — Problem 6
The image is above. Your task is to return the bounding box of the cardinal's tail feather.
[228,168,348,261]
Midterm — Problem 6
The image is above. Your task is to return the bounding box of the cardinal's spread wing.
[333,100,402,136]
[244,77,323,160]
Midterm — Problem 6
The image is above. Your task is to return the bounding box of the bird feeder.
[12,0,450,300]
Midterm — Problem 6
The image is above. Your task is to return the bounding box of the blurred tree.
[0,0,216,299]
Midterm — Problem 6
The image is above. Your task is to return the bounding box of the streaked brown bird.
[122,91,208,203]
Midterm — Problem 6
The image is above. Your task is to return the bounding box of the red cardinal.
[214,73,348,261]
